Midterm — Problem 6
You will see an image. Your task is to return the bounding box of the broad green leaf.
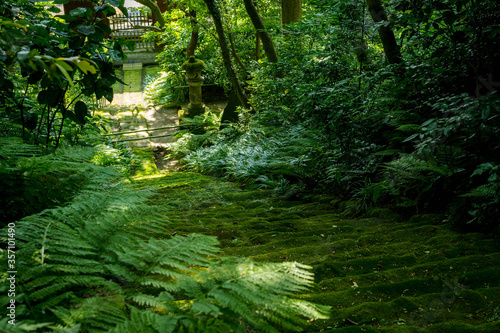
[96,22,112,34]
[54,63,75,88]
[47,6,61,13]
[17,50,30,62]
[37,88,60,106]
[107,0,122,7]
[70,8,88,17]
[65,110,78,123]
[55,59,73,72]
[77,25,96,36]
[102,87,114,103]
[74,101,88,125]
[75,60,97,75]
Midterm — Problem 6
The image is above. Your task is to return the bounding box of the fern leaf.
[131,294,166,308]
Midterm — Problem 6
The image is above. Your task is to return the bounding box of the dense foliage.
[1,0,499,331]
[167,0,500,233]
[0,0,130,147]
[0,143,329,331]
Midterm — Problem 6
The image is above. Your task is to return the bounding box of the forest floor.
[97,99,500,331]
[131,170,500,332]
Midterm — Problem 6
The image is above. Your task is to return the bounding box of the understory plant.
[184,123,327,188]
[144,71,185,105]
[0,142,330,332]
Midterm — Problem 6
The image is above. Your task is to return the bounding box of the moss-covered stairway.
[133,172,500,332]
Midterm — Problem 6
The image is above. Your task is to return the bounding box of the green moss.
[130,170,500,332]
[366,207,401,220]
[222,190,274,201]
[181,55,206,73]
[130,147,157,175]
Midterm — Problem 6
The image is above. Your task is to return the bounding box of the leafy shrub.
[0,0,128,147]
[0,138,117,225]
[167,111,222,159]
[144,71,185,105]
[451,163,500,232]
[185,124,327,188]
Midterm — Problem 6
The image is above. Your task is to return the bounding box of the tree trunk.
[243,0,278,63]
[203,0,250,108]
[282,0,302,25]
[228,31,249,75]
[186,11,198,58]
[366,0,402,64]
[135,0,166,28]
[256,32,261,60]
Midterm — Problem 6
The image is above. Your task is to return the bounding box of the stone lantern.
[181,55,206,117]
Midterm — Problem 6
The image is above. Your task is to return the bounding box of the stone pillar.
[182,56,206,117]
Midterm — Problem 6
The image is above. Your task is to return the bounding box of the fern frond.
[131,294,167,308]
[190,299,223,317]
[108,307,158,333]
[462,184,497,198]
[51,297,127,331]
[28,282,72,301]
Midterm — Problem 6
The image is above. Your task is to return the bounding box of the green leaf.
[55,59,73,72]
[53,0,72,4]
[18,49,31,62]
[41,75,52,88]
[37,88,60,107]
[75,59,97,74]
[118,5,128,17]
[77,25,96,36]
[74,101,88,125]
[94,4,108,13]
[107,0,123,7]
[103,5,117,17]
[96,22,112,34]
[47,6,61,13]
[402,133,419,143]
[102,86,114,103]
[65,110,79,123]
[54,62,75,88]
[70,8,88,17]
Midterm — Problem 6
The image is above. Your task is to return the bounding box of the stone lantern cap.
[182,56,206,79]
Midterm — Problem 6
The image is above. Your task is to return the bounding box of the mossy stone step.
[137,172,500,332]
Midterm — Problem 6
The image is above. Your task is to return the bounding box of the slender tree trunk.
[281,0,302,25]
[255,32,261,60]
[203,0,250,108]
[186,10,198,58]
[366,0,402,64]
[228,31,249,75]
[135,0,166,27]
[243,0,278,63]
